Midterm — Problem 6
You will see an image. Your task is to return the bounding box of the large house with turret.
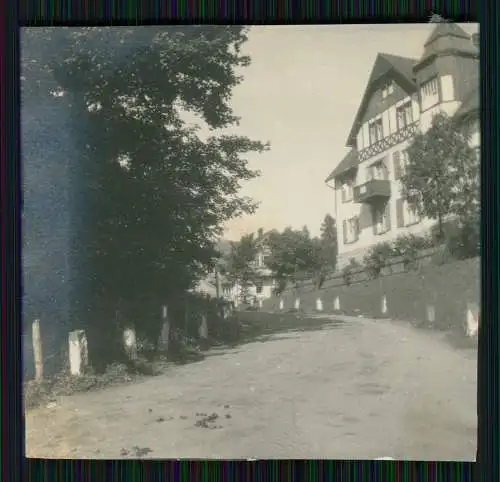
[325,24,480,268]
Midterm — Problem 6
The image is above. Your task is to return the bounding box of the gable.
[346,54,417,146]
[359,79,413,125]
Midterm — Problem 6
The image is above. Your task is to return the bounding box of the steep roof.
[417,24,478,67]
[424,23,472,46]
[375,53,416,84]
[325,148,358,183]
[346,53,417,146]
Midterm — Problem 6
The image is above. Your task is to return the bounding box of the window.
[396,101,413,130]
[382,81,395,99]
[367,159,388,181]
[396,198,421,228]
[255,253,264,268]
[401,149,409,169]
[340,180,353,203]
[342,217,360,244]
[420,77,439,111]
[368,118,384,145]
[256,281,263,294]
[393,150,410,179]
[372,203,391,235]
[405,201,421,226]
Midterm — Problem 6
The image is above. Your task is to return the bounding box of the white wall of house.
[222,279,275,306]
[419,75,461,133]
[221,246,275,305]
[336,142,436,267]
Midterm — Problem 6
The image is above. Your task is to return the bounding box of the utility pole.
[215,267,221,299]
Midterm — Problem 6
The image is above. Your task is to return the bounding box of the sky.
[214,23,478,241]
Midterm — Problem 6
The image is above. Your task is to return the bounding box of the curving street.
[25,314,477,460]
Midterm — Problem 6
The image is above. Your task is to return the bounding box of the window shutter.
[355,217,360,241]
[385,203,391,231]
[341,187,346,203]
[396,199,404,228]
[342,220,347,244]
[406,103,413,123]
[371,207,377,234]
[383,156,389,180]
[393,151,401,179]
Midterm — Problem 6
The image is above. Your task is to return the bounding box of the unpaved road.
[25,315,477,460]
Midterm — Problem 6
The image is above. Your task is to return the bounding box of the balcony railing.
[358,122,419,162]
[353,179,391,204]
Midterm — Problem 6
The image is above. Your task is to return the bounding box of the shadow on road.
[204,311,345,356]
[169,311,345,366]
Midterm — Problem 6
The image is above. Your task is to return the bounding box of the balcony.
[358,121,419,162]
[353,179,391,204]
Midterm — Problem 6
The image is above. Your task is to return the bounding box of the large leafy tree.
[319,214,338,274]
[401,112,479,239]
[23,27,269,370]
[224,233,259,303]
[266,226,323,292]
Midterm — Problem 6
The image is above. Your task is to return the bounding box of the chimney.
[472,32,479,49]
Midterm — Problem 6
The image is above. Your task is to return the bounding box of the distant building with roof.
[325,24,480,268]
[220,232,275,307]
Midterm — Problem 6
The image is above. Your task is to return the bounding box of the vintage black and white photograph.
[23,23,479,460]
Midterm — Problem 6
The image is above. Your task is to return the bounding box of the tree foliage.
[265,216,338,293]
[401,112,479,239]
[224,233,259,303]
[22,27,269,370]
[319,214,338,274]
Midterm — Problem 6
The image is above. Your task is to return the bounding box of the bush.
[430,220,460,246]
[24,362,139,410]
[392,234,434,271]
[431,244,455,266]
[342,258,361,286]
[445,219,480,260]
[273,278,287,296]
[363,242,394,279]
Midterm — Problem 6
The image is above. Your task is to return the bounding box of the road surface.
[25,315,477,460]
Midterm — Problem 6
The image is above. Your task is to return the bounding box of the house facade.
[221,238,275,307]
[325,24,480,268]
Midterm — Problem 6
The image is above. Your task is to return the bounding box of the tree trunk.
[437,213,445,242]
[86,294,129,374]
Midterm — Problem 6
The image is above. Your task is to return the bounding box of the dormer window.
[381,81,395,99]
